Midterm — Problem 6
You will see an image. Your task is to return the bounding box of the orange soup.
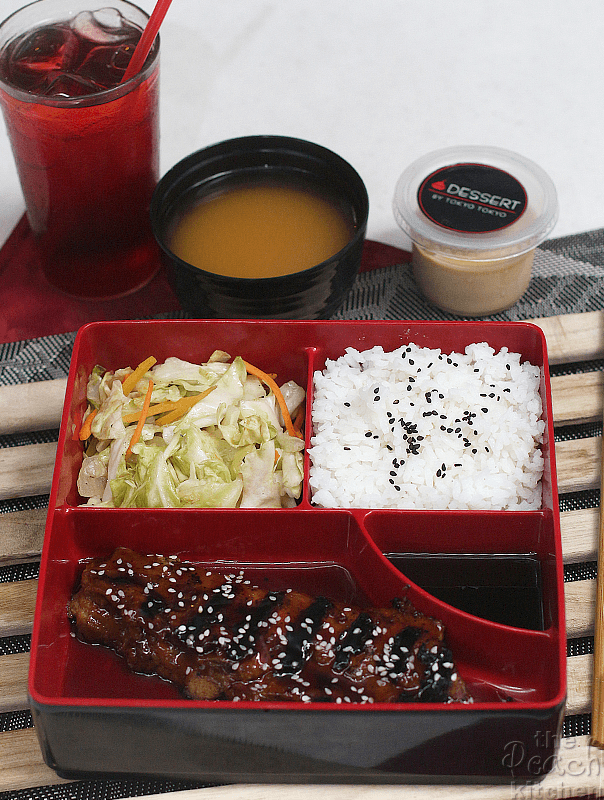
[168,176,357,279]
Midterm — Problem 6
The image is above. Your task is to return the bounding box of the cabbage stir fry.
[76,352,306,508]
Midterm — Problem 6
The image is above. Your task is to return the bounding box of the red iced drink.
[0,2,159,298]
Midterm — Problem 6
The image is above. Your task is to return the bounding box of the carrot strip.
[125,379,154,459]
[78,408,98,440]
[121,356,157,397]
[242,360,303,440]
[122,400,179,425]
[155,384,217,426]
[293,404,305,432]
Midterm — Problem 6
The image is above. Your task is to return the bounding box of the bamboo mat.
[2,310,604,798]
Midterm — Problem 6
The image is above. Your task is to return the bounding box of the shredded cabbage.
[78,353,305,508]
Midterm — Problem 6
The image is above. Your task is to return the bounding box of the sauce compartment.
[387,552,544,630]
[29,319,565,783]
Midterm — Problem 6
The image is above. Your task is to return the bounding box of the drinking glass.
[0,0,160,299]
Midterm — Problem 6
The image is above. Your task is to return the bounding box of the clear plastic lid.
[393,146,558,260]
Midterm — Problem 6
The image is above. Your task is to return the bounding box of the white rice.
[308,342,545,510]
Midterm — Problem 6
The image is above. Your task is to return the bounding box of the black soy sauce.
[384,553,544,631]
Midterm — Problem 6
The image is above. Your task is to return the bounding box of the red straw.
[121,0,173,83]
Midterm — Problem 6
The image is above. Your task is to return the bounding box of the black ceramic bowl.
[150,135,369,319]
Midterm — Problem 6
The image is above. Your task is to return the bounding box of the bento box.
[28,319,566,785]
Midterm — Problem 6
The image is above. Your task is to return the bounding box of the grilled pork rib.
[68,547,470,704]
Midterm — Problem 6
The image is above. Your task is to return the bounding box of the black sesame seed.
[344,402,350,407]
[393,399,399,404]
[365,431,372,437]
[481,408,488,413]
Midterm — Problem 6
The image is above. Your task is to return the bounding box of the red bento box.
[28,319,566,784]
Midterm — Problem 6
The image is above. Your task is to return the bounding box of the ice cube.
[68,9,140,89]
[6,23,79,92]
[76,43,135,88]
[71,9,140,46]
[40,70,101,97]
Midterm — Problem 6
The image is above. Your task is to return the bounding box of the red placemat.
[0,213,410,343]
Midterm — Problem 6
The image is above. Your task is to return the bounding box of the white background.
[0,0,602,251]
